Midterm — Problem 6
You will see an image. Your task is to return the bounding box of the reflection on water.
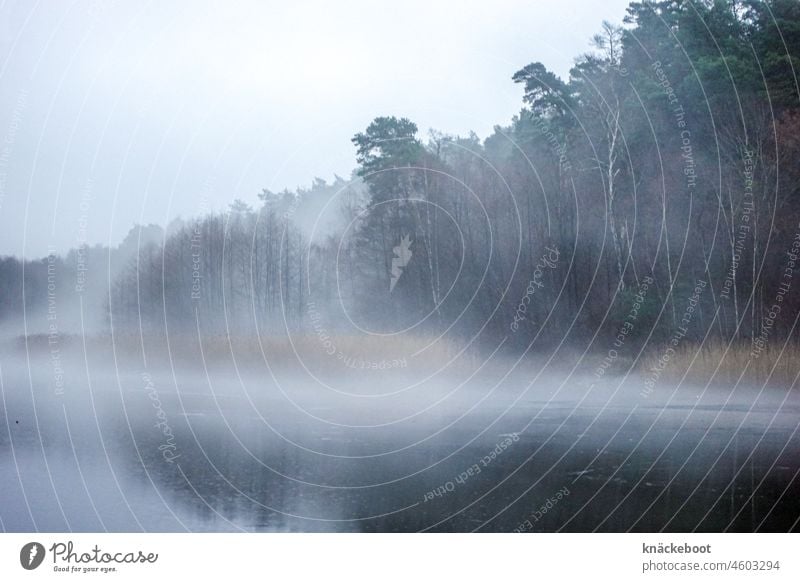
[2,362,799,532]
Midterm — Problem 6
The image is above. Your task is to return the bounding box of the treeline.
[2,0,800,355]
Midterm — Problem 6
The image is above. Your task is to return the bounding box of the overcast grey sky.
[0,0,631,258]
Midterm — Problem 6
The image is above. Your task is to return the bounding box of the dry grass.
[188,333,472,373]
[14,331,474,374]
[639,340,800,389]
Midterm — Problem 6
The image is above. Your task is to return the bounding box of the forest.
[2,0,800,377]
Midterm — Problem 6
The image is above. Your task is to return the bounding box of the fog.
[2,0,800,533]
[1,337,799,532]
[0,0,631,259]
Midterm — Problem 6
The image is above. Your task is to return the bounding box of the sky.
[0,0,631,258]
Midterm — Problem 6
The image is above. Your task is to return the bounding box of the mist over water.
[2,337,799,532]
[2,0,800,534]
